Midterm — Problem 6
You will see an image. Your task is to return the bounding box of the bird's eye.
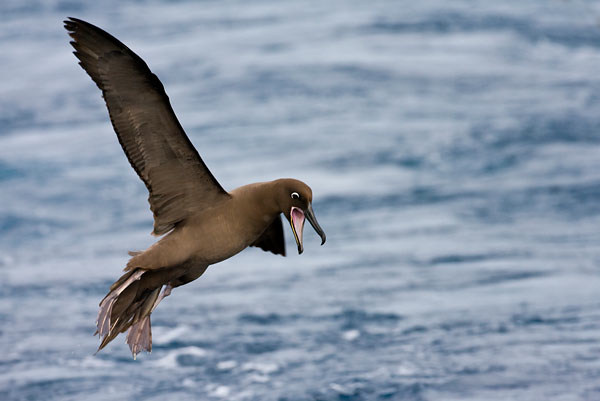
[291,192,300,200]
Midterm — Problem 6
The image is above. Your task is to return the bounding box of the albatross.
[64,17,326,358]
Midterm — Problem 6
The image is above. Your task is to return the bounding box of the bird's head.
[276,179,326,254]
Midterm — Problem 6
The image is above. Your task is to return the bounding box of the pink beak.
[290,206,305,254]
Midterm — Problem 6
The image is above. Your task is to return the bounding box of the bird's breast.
[185,206,270,264]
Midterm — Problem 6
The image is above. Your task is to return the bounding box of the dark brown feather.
[251,215,286,256]
[64,17,230,235]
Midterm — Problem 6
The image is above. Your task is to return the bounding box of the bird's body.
[129,182,285,270]
[64,17,326,358]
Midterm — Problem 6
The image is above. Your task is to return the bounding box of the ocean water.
[2,0,600,400]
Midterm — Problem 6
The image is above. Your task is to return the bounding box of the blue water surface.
[1,1,600,400]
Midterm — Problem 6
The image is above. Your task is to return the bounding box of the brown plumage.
[64,17,326,358]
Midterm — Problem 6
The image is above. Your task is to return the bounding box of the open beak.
[289,203,326,254]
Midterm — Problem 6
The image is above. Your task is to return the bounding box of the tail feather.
[94,264,195,358]
[101,269,141,303]
[126,315,152,358]
[95,269,144,337]
[95,269,164,357]
[95,297,114,338]
[110,281,140,322]
[136,287,161,323]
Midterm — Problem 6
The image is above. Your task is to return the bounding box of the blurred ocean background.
[2,0,600,400]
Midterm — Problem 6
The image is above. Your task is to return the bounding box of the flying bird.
[64,17,326,358]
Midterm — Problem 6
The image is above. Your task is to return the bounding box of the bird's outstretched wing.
[65,17,230,235]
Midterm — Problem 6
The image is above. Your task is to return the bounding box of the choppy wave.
[2,0,600,400]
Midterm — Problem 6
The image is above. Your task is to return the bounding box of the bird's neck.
[231,180,282,217]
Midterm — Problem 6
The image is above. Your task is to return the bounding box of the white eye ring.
[291,192,300,199]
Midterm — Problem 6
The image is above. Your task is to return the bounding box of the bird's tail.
[95,269,168,358]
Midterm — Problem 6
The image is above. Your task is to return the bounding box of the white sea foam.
[248,373,270,383]
[211,385,230,398]
[152,346,207,369]
[181,377,197,388]
[342,329,360,341]
[216,360,238,371]
[330,383,355,396]
[68,355,115,369]
[241,361,279,374]
[151,325,190,345]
